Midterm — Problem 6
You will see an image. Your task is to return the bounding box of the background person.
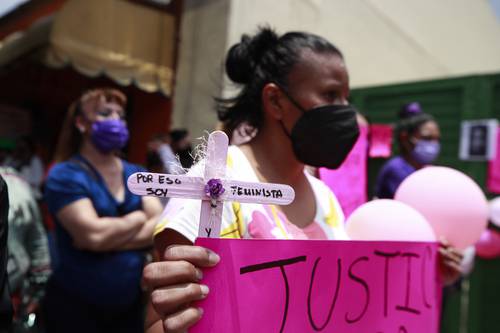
[375,102,441,199]
[147,133,184,175]
[1,166,51,332]
[0,174,12,332]
[43,88,162,333]
[170,128,194,169]
[8,137,45,200]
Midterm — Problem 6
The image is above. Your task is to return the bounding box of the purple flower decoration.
[406,102,422,115]
[204,178,225,199]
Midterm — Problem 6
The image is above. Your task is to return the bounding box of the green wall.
[350,73,500,333]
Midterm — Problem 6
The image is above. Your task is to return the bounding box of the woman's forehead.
[288,50,348,88]
[418,121,440,137]
[83,98,124,112]
[420,120,439,131]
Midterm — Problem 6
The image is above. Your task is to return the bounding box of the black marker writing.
[230,186,283,199]
[136,173,153,183]
[396,252,421,315]
[146,188,169,197]
[308,258,342,331]
[345,256,370,324]
[157,175,182,185]
[421,246,433,309]
[374,250,400,318]
[240,256,307,333]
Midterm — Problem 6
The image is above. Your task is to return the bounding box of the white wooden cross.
[127,131,295,238]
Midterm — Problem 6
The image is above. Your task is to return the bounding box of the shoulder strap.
[68,156,100,182]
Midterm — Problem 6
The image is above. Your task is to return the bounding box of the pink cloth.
[248,206,323,240]
[487,128,500,194]
[369,124,393,158]
[319,125,368,218]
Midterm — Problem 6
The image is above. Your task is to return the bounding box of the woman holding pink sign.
[144,28,462,333]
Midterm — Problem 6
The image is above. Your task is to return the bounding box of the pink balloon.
[346,199,436,241]
[395,166,489,250]
[475,229,500,259]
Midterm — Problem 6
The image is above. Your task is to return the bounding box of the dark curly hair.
[216,26,342,136]
[395,102,435,142]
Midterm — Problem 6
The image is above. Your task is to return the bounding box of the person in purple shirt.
[375,102,441,198]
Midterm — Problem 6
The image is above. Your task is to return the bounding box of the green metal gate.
[350,73,500,333]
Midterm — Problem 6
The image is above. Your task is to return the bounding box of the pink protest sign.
[192,238,441,333]
[319,126,368,218]
[487,128,500,194]
[370,124,393,158]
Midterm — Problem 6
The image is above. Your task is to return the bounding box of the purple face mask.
[411,139,440,165]
[91,119,129,153]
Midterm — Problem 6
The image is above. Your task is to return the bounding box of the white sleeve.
[156,197,201,243]
[28,156,44,187]
[156,198,236,243]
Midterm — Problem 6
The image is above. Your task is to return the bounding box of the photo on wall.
[459,119,498,161]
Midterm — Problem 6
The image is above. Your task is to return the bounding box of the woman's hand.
[438,238,463,286]
[143,245,220,333]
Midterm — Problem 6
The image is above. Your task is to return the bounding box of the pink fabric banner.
[369,124,393,158]
[319,126,368,218]
[487,128,500,194]
[192,238,441,333]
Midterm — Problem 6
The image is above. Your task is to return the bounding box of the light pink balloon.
[395,166,489,250]
[475,229,500,259]
[346,199,436,241]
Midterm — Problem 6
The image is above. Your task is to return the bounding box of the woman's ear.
[75,115,87,133]
[262,83,285,120]
[399,131,413,152]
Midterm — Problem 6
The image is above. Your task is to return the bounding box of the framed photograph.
[459,119,498,161]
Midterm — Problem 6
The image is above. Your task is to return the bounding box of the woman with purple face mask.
[375,102,441,199]
[43,88,163,333]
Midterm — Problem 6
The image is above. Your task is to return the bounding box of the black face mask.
[280,89,360,169]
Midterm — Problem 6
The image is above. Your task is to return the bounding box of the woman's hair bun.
[225,27,279,84]
[398,102,422,119]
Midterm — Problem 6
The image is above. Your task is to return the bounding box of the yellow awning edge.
[44,0,176,96]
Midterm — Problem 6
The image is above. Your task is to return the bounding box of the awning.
[0,15,52,67]
[0,0,176,96]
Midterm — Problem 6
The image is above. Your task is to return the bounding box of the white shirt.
[155,146,348,243]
